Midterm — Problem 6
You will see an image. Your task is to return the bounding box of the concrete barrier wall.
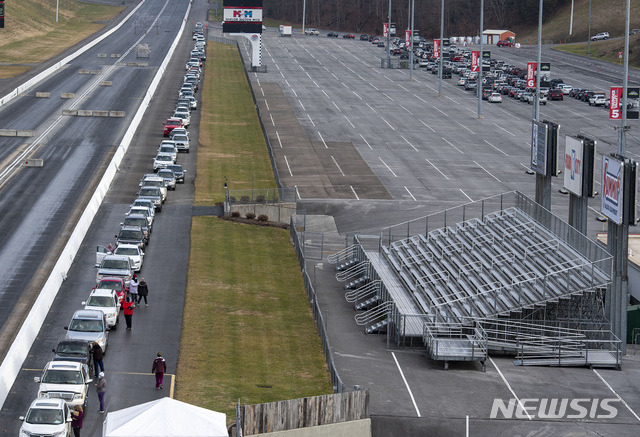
[35,92,50,98]
[250,419,371,437]
[0,0,145,108]
[0,0,193,409]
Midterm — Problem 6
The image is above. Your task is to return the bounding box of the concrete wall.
[251,419,371,437]
[229,202,296,224]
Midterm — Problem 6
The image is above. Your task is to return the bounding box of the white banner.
[563,136,584,196]
[223,8,263,22]
[601,156,624,224]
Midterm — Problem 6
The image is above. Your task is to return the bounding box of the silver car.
[172,134,190,153]
[64,309,110,352]
[96,254,134,284]
[153,152,174,171]
[157,168,177,190]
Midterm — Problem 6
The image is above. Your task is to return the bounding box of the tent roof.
[103,397,227,437]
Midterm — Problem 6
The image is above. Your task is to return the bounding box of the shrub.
[240,195,250,202]
[256,195,266,203]
[246,212,256,220]
[231,211,241,218]
[258,214,269,222]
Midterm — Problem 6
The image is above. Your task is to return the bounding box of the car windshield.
[173,135,188,142]
[42,369,84,384]
[69,318,103,332]
[115,247,139,256]
[140,187,160,196]
[25,408,64,425]
[97,281,123,292]
[124,217,146,227]
[143,180,163,188]
[130,208,150,217]
[101,259,129,270]
[86,296,115,307]
[167,165,183,173]
[155,155,172,163]
[119,230,143,240]
[167,120,181,126]
[55,343,87,356]
[159,146,175,154]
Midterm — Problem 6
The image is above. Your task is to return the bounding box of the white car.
[306,28,319,35]
[113,243,145,272]
[173,109,190,127]
[488,92,502,103]
[140,174,168,201]
[170,127,189,140]
[172,134,190,153]
[83,288,121,329]
[153,152,174,171]
[19,398,71,437]
[591,32,610,41]
[128,205,155,227]
[34,361,93,408]
[158,142,178,162]
[589,93,606,106]
[561,85,573,95]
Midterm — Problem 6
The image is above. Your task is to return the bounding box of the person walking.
[71,405,83,437]
[137,278,149,307]
[122,296,135,330]
[95,372,106,414]
[91,341,104,378]
[152,352,167,390]
[129,274,139,303]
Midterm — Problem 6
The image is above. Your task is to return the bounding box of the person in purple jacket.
[152,352,167,389]
[71,405,83,437]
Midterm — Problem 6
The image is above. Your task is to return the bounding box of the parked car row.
[18,21,204,437]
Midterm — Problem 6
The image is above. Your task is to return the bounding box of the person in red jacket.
[152,352,167,389]
[122,296,135,330]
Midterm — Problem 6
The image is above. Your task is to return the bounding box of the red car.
[163,118,183,136]
[342,34,356,39]
[95,277,128,305]
[497,40,514,47]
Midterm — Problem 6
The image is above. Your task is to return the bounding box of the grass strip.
[196,42,276,205]
[0,0,123,66]
[553,41,640,70]
[175,218,332,418]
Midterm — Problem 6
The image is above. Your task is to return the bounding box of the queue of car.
[18,21,204,436]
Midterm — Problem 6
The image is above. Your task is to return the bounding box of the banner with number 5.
[610,87,622,120]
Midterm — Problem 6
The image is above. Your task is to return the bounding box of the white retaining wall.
[0,0,193,409]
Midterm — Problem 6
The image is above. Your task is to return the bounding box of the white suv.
[19,398,71,437]
[591,32,610,41]
[83,288,121,329]
[34,361,92,409]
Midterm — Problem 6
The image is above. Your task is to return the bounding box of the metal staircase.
[355,301,393,334]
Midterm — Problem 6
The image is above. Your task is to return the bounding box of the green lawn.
[554,40,640,69]
[195,42,277,205]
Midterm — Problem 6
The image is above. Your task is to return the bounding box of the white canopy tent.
[103,397,227,437]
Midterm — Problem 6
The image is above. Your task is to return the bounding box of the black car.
[327,32,338,38]
[166,164,185,183]
[360,34,369,41]
[52,340,94,375]
[115,225,146,249]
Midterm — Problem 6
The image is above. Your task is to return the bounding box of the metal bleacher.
[329,192,620,370]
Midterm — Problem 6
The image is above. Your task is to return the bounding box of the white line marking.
[305,71,312,79]
[370,83,379,91]
[425,158,449,180]
[493,122,517,137]
[332,101,341,112]
[399,104,413,115]
[284,79,291,87]
[260,88,264,96]
[379,157,397,177]
[460,189,473,201]
[331,73,339,80]
[443,138,463,154]
[331,156,345,176]
[318,131,328,148]
[445,95,460,105]
[474,160,502,182]
[350,186,360,200]
[413,94,428,104]
[593,369,640,422]
[419,119,435,132]
[398,84,409,92]
[366,102,376,112]
[275,63,280,70]
[488,357,532,420]
[275,131,283,148]
[484,140,508,156]
[280,71,285,78]
[321,90,329,98]
[344,115,355,128]
[341,82,349,88]
[401,136,418,152]
[381,116,395,130]
[269,114,275,127]
[383,92,395,101]
[404,187,417,201]
[360,134,373,150]
[284,155,293,176]
[432,105,448,117]
[391,352,421,417]
[291,89,298,97]
[264,100,270,110]
[457,122,475,135]
[298,100,305,111]
[353,91,363,100]
[307,114,316,127]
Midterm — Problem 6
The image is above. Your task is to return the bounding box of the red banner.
[383,23,389,38]
[433,39,440,58]
[610,87,622,119]
[405,30,411,47]
[526,62,537,88]
[470,51,479,72]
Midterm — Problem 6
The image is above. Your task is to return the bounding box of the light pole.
[387,0,392,68]
[56,0,59,23]
[587,0,592,54]
[478,0,483,118]
[302,0,306,35]
[409,0,415,81]
[438,0,443,96]
[533,0,543,122]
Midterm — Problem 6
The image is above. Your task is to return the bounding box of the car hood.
[98,267,131,276]
[85,305,117,315]
[53,353,90,364]
[21,422,67,434]
[66,331,104,343]
[39,382,85,393]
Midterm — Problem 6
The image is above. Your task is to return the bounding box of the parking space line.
[401,136,418,152]
[269,114,276,127]
[332,101,341,112]
[284,155,293,176]
[350,186,360,200]
[493,122,517,137]
[344,115,355,128]
[442,138,463,154]
[307,114,315,126]
[399,104,413,115]
[413,94,428,104]
[380,116,395,130]
[425,158,449,180]
[280,71,285,79]
[321,90,329,98]
[379,157,397,177]
[370,83,379,91]
[457,121,475,135]
[419,119,435,132]
[445,95,460,105]
[291,89,298,97]
[331,156,345,176]
[593,369,640,422]
[359,134,373,150]
[391,352,421,417]
[484,140,509,156]
[366,102,376,112]
[432,105,448,117]
[352,91,363,100]
[264,100,270,110]
[404,187,417,201]
[397,84,409,92]
[383,93,395,102]
[488,357,532,420]
[474,160,502,182]
[460,189,473,201]
[318,131,328,148]
[275,131,283,148]
[260,87,264,96]
[298,100,305,111]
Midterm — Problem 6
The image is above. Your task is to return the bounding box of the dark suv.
[115,225,145,250]
[548,89,563,101]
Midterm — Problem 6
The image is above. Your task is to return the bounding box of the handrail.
[345,280,380,303]
[355,301,393,326]
[335,261,369,282]
[327,244,358,265]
